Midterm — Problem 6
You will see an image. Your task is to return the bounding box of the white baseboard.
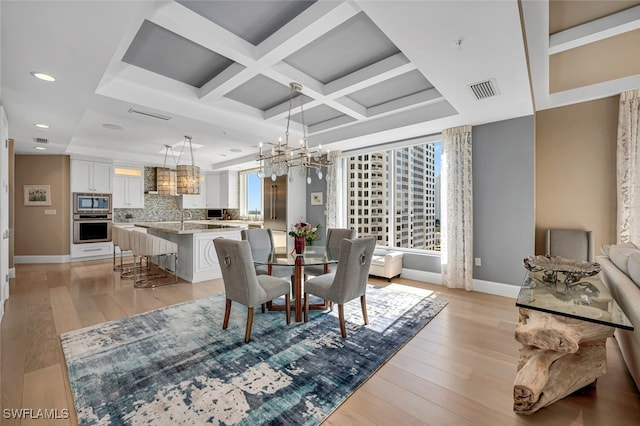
[400,268,518,299]
[14,255,72,264]
[473,278,519,299]
[401,268,442,285]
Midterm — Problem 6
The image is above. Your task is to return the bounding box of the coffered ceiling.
[2,1,599,171]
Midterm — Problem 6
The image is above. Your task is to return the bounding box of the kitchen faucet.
[180,210,192,230]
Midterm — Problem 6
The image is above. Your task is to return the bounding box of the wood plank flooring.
[1,258,639,425]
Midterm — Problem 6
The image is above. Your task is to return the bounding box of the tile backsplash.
[114,194,206,222]
[113,167,238,222]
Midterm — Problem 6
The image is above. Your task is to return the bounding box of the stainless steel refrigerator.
[263,175,288,252]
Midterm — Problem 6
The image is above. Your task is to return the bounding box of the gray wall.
[305,171,328,247]
[472,115,535,285]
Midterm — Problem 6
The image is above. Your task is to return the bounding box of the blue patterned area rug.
[61,285,447,425]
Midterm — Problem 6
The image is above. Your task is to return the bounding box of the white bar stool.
[131,232,179,288]
[114,226,149,279]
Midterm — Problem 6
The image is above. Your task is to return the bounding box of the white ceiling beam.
[99,63,201,99]
[265,63,326,98]
[520,0,550,110]
[256,1,361,64]
[199,63,248,100]
[366,88,444,118]
[549,5,640,55]
[151,1,256,65]
[327,96,368,120]
[325,53,414,97]
[263,96,325,122]
[544,73,640,111]
[308,115,356,134]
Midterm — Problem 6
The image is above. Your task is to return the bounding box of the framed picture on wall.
[24,184,51,206]
[310,191,323,206]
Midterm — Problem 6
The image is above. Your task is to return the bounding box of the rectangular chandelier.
[176,135,200,195]
[176,164,200,195]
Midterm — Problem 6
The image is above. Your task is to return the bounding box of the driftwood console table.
[514,268,633,414]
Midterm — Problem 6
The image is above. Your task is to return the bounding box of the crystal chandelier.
[256,82,332,184]
[176,135,200,194]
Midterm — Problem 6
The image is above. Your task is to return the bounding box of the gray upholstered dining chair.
[213,238,291,343]
[545,229,594,262]
[305,228,356,276]
[303,236,376,338]
[241,228,294,279]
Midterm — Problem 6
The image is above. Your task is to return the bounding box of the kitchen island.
[133,221,246,283]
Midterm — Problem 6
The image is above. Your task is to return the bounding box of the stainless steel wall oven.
[72,193,112,243]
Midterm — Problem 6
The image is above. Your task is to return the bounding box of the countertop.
[120,220,249,235]
[207,219,264,227]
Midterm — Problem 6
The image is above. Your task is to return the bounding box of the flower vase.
[294,236,305,254]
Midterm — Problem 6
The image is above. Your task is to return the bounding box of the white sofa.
[596,242,640,390]
[369,249,403,281]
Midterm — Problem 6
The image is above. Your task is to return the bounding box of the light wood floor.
[1,259,639,425]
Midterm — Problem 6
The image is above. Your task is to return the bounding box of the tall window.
[239,169,263,219]
[345,141,442,251]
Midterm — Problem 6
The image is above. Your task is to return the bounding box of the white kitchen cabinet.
[113,175,144,208]
[205,173,220,208]
[181,176,206,209]
[71,159,113,193]
[71,242,113,259]
[147,229,241,282]
[206,171,238,209]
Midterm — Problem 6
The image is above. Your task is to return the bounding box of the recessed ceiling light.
[34,123,49,129]
[34,146,47,151]
[31,72,57,82]
[102,123,124,131]
[230,148,242,153]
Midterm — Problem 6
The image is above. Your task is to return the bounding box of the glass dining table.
[253,246,339,322]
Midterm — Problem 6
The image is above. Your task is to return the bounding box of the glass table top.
[516,270,634,330]
[252,246,340,267]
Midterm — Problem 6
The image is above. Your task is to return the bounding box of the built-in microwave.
[73,193,112,214]
[207,209,224,220]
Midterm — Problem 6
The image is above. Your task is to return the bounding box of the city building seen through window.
[345,140,442,251]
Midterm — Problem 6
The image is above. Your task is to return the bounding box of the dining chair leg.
[303,292,310,322]
[285,292,291,325]
[360,294,369,325]
[223,298,232,330]
[244,307,254,343]
[338,304,347,338]
[261,303,266,313]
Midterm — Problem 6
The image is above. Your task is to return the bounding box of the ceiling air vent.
[127,108,172,121]
[33,137,48,144]
[469,78,499,100]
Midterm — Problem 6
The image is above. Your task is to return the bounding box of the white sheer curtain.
[617,89,640,244]
[325,150,343,229]
[441,125,473,291]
